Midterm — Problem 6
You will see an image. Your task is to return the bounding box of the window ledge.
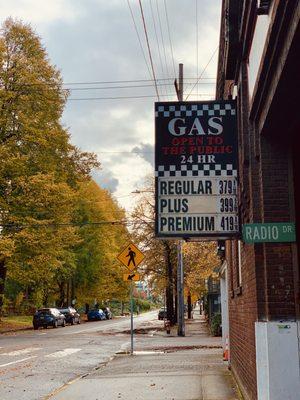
[235,286,243,296]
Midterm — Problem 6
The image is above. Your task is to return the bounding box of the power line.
[155,0,172,98]
[149,0,168,97]
[68,93,214,101]
[0,219,153,229]
[126,0,152,81]
[65,82,216,91]
[139,0,160,100]
[96,151,153,154]
[0,221,127,229]
[185,46,219,101]
[196,0,199,98]
[14,77,215,87]
[163,0,176,79]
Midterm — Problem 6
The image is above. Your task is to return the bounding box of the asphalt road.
[0,310,158,400]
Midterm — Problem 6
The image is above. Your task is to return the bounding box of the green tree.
[73,180,130,306]
[0,19,98,313]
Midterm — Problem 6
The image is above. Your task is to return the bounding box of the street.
[0,311,158,400]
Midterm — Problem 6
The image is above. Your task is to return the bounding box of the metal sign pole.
[177,63,185,337]
[177,240,185,336]
[130,280,134,355]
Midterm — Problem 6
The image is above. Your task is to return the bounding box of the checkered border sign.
[155,102,235,118]
[155,163,237,178]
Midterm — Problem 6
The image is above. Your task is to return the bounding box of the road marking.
[1,347,42,356]
[62,328,92,335]
[45,348,81,359]
[0,356,37,368]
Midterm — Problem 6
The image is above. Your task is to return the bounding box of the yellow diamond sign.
[117,242,145,271]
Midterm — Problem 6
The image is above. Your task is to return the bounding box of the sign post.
[130,280,134,355]
[117,242,145,355]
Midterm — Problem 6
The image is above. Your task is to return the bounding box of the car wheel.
[62,319,66,327]
[53,320,58,328]
[71,318,74,325]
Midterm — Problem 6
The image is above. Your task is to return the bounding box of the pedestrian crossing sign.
[117,242,145,271]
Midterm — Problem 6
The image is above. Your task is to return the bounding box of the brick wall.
[218,2,299,398]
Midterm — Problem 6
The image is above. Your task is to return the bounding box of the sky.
[0,0,221,212]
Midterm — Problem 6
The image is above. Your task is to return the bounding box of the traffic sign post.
[117,242,145,355]
[130,281,134,355]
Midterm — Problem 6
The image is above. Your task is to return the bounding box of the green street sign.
[243,223,296,244]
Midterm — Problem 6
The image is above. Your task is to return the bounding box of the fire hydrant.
[165,320,171,334]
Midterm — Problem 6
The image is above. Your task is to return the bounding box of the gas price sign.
[155,100,239,239]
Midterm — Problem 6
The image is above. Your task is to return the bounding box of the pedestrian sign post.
[123,273,140,281]
[117,242,145,272]
[117,242,145,356]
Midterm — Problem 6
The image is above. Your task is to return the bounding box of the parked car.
[87,308,106,321]
[33,308,66,329]
[103,307,113,320]
[58,307,81,325]
[158,307,167,320]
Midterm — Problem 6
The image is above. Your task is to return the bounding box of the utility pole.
[175,63,185,337]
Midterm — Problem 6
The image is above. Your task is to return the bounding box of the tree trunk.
[188,293,192,319]
[0,259,7,318]
[174,268,178,324]
[57,281,65,307]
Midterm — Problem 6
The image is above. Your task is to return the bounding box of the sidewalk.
[51,312,240,400]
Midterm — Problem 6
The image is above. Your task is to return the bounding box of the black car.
[33,308,66,329]
[58,307,81,325]
[103,307,113,320]
[158,307,167,320]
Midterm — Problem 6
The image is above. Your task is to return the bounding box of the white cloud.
[0,0,222,212]
[0,0,81,24]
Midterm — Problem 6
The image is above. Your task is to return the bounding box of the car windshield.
[37,310,52,316]
[58,308,69,313]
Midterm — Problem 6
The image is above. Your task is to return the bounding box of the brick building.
[216,1,300,399]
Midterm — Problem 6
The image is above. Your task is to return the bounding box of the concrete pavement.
[51,312,240,400]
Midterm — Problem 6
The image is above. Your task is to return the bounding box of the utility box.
[255,321,300,400]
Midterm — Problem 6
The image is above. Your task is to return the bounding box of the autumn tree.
[131,179,178,324]
[131,177,221,324]
[0,19,98,313]
[183,241,220,316]
[72,180,130,306]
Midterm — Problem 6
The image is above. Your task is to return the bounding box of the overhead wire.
[0,219,153,229]
[196,0,199,99]
[155,0,172,99]
[15,77,215,87]
[163,0,176,79]
[126,0,152,81]
[185,46,218,101]
[68,93,214,101]
[138,0,160,101]
[149,0,168,97]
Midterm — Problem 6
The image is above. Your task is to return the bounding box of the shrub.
[210,312,222,336]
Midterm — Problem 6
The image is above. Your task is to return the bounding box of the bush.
[210,312,222,336]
